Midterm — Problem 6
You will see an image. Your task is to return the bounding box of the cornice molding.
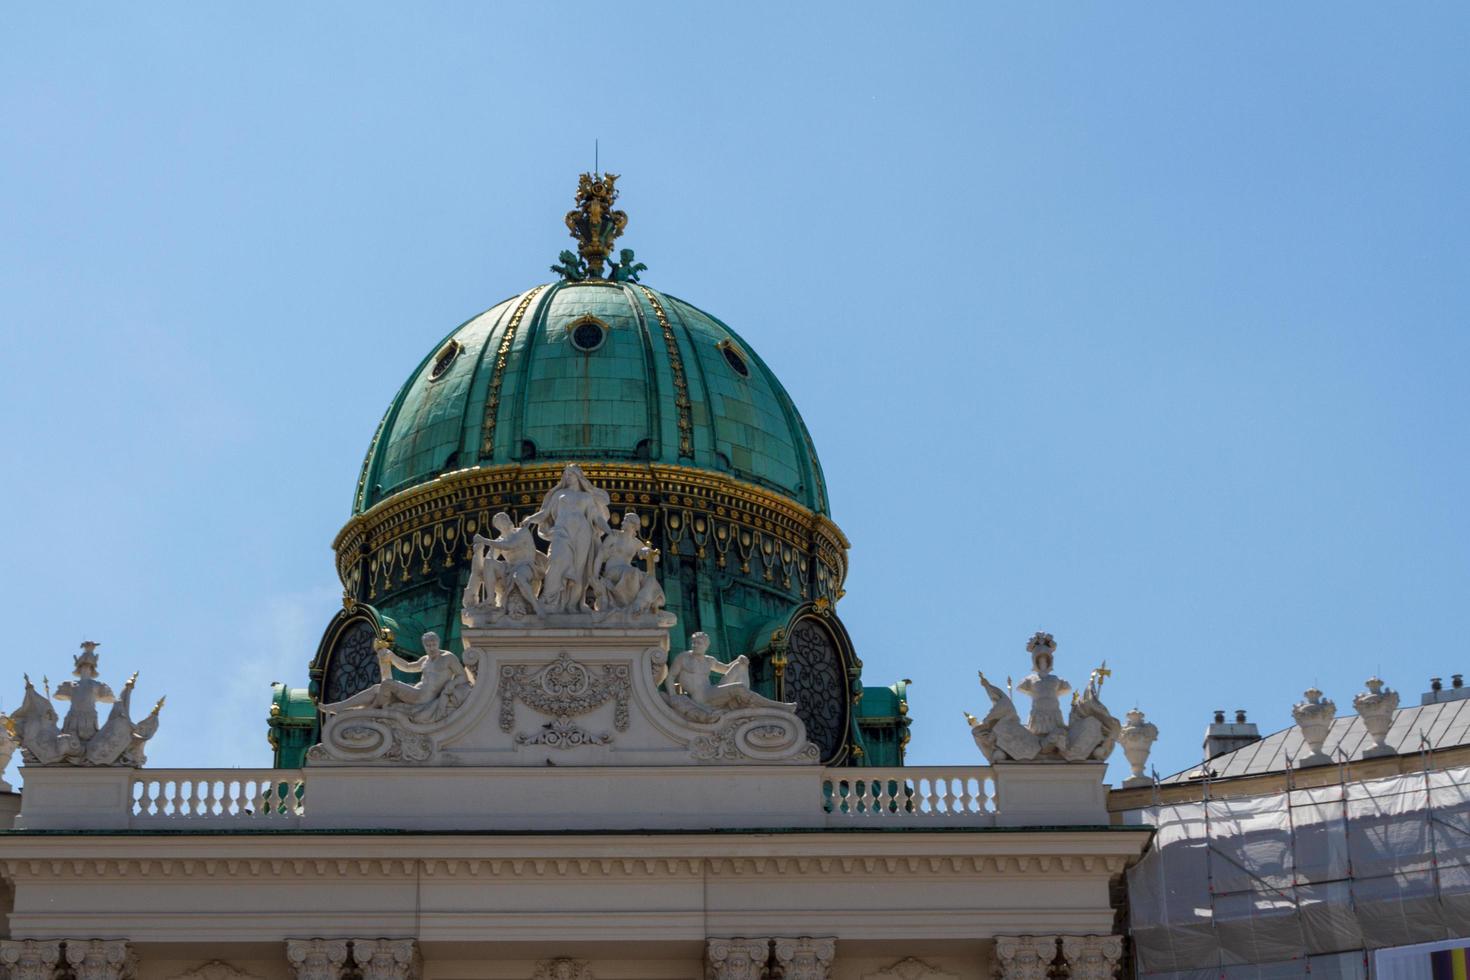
[0,850,1132,882]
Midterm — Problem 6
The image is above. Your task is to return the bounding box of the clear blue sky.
[2,5,1467,785]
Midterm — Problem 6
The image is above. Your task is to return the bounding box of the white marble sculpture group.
[967,632,1122,764]
[4,642,163,768]
[307,465,814,766]
[460,464,671,627]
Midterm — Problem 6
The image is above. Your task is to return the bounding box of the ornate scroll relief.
[993,937,1059,980]
[772,938,835,980]
[351,940,420,980]
[500,652,630,749]
[309,632,483,765]
[707,939,771,980]
[532,960,593,980]
[664,634,818,764]
[0,941,62,980]
[65,942,135,980]
[967,632,1121,764]
[460,464,674,630]
[1058,937,1123,980]
[285,941,349,980]
[9,642,163,767]
[861,959,957,980]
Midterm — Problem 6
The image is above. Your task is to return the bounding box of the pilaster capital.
[706,939,770,980]
[1058,936,1123,980]
[772,938,835,980]
[285,941,349,980]
[0,941,63,980]
[993,936,1058,980]
[350,941,419,980]
[64,942,134,980]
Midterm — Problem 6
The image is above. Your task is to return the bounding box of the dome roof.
[352,280,829,517]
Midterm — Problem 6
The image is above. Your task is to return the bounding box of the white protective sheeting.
[1125,763,1470,978]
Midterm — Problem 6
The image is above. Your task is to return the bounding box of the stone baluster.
[64,942,134,980]
[993,936,1058,980]
[1059,937,1123,980]
[285,941,349,980]
[0,941,63,980]
[351,942,420,980]
[773,939,835,980]
[707,939,771,980]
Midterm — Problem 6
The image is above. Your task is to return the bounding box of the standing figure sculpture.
[522,464,612,614]
[8,642,163,767]
[1016,632,1070,751]
[465,512,546,616]
[967,632,1120,764]
[54,641,115,743]
[320,632,471,725]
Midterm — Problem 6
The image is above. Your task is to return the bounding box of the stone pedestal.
[992,762,1109,826]
[309,625,815,768]
[14,767,132,831]
[0,790,20,830]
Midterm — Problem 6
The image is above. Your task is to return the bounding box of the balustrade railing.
[109,766,994,829]
[129,770,306,824]
[822,766,995,825]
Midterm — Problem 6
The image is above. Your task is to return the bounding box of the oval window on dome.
[568,316,608,352]
[717,339,750,377]
[427,340,461,381]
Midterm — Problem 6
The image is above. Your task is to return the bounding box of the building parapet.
[12,762,1118,833]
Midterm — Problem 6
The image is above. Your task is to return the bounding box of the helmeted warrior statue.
[967,632,1121,764]
[8,641,163,767]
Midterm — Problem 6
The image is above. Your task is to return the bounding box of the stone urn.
[1292,688,1337,768]
[1353,677,1399,759]
[1118,708,1158,788]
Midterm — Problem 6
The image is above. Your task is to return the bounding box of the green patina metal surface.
[355,282,827,516]
[275,279,903,770]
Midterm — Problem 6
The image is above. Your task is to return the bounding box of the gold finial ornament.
[565,172,627,280]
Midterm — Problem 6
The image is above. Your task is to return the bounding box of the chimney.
[1203,707,1261,761]
[1421,674,1470,705]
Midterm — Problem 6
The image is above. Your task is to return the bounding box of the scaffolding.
[1124,758,1470,980]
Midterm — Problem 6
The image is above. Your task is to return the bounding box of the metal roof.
[1163,698,1470,782]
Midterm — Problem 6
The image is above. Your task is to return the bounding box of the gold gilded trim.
[636,286,694,458]
[333,462,848,604]
[479,285,546,458]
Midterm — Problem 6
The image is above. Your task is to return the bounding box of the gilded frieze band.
[333,463,847,605]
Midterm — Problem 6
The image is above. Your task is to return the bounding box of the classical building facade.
[1,174,1153,980]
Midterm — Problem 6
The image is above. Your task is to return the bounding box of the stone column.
[351,941,420,980]
[772,939,835,980]
[64,942,135,980]
[1059,937,1122,980]
[707,939,771,980]
[993,936,1058,980]
[0,941,63,980]
[285,941,349,980]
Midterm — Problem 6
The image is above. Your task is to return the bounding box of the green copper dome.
[353,281,829,516]
[292,174,909,772]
